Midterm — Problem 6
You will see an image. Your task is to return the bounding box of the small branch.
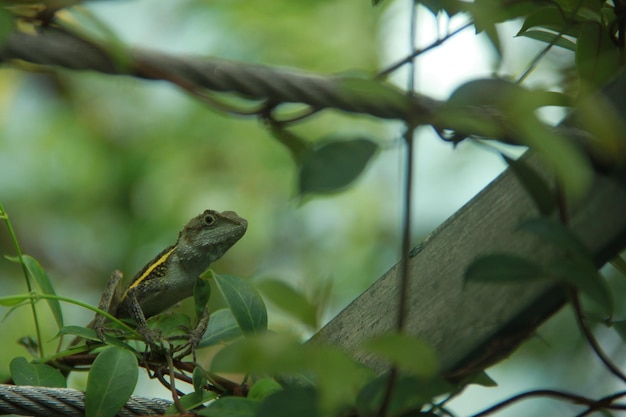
[377,21,473,79]
[377,0,420,411]
[397,127,416,331]
[375,112,415,417]
[165,352,186,414]
[570,291,626,384]
[0,205,44,358]
[472,389,626,417]
[574,390,626,417]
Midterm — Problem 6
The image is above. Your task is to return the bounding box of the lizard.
[82,209,247,349]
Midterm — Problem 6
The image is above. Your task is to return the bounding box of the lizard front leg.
[92,270,124,342]
[122,288,163,349]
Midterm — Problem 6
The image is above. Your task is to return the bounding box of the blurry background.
[0,0,623,415]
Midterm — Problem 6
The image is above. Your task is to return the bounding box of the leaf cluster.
[0,258,459,417]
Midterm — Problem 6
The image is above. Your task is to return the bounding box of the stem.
[574,390,626,417]
[377,21,472,79]
[377,1,419,414]
[472,389,626,417]
[397,127,415,331]
[0,204,44,358]
[166,352,186,414]
[571,290,626,384]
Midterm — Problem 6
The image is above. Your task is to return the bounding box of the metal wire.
[0,384,171,417]
[0,27,440,121]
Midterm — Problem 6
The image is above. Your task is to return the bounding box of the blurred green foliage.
[1,0,625,415]
[0,0,399,378]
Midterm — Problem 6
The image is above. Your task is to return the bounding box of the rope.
[0,28,440,121]
[0,384,171,417]
[0,28,608,167]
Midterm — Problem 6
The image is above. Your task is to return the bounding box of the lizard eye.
[204,214,216,226]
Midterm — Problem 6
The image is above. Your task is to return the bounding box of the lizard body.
[90,209,247,346]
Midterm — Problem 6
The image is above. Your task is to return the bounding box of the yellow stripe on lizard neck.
[125,246,177,295]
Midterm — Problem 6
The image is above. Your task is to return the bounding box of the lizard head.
[177,209,248,265]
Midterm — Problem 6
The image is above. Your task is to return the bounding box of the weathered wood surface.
[311,74,626,374]
[312,156,626,374]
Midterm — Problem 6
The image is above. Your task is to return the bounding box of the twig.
[574,390,626,417]
[570,290,626,384]
[377,21,473,79]
[166,352,186,414]
[0,205,44,358]
[376,1,419,414]
[397,126,415,331]
[472,389,626,417]
[516,0,582,84]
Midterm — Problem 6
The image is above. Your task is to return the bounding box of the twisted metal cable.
[0,28,440,121]
[0,384,171,417]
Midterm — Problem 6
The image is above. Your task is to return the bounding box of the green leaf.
[576,23,620,92]
[192,366,207,395]
[58,326,134,351]
[147,312,190,339]
[194,275,211,323]
[610,255,626,277]
[518,30,577,51]
[211,333,305,374]
[612,320,626,342]
[165,391,217,415]
[248,378,284,401]
[465,254,546,283]
[460,0,533,64]
[419,0,463,16]
[518,7,563,34]
[549,257,613,317]
[210,272,267,335]
[257,279,317,328]
[198,308,243,348]
[0,294,31,306]
[361,333,438,378]
[468,0,534,23]
[298,138,378,196]
[518,218,591,257]
[509,110,592,200]
[502,154,556,215]
[438,79,519,138]
[356,373,453,417]
[10,357,66,388]
[22,255,64,329]
[446,78,522,108]
[197,397,259,417]
[573,93,626,167]
[211,334,371,415]
[0,9,14,48]
[311,346,372,415]
[482,23,503,60]
[467,371,498,387]
[256,387,318,417]
[439,78,570,140]
[59,326,100,341]
[443,80,588,197]
[85,347,138,417]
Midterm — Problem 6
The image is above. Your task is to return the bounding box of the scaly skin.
[91,210,247,348]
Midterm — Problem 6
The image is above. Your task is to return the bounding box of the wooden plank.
[310,71,626,374]
[311,157,626,374]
